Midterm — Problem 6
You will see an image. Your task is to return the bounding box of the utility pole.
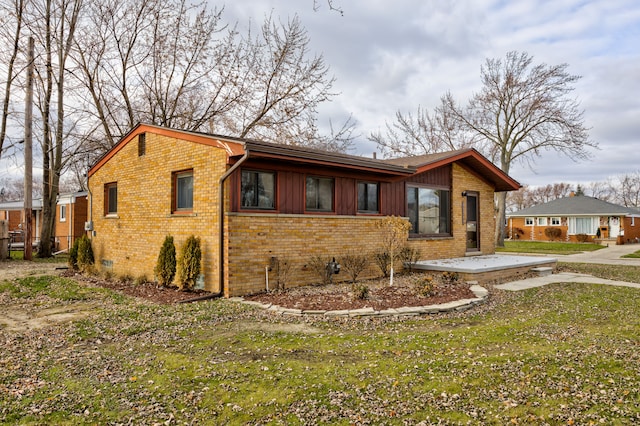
[23,36,34,260]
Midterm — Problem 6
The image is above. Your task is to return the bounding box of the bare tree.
[73,2,347,154]
[25,0,83,257]
[612,172,640,207]
[369,102,476,157]
[227,15,337,146]
[0,0,26,159]
[371,52,594,246]
[444,52,594,246]
[587,180,614,202]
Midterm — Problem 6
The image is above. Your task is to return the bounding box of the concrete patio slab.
[412,254,557,273]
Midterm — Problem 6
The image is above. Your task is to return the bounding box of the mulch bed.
[244,276,476,311]
[62,271,477,310]
[62,271,208,304]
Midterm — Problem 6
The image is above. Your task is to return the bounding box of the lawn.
[1,271,639,424]
[496,240,606,255]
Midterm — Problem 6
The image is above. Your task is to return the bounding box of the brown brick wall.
[88,132,227,289]
[621,217,640,244]
[508,217,570,242]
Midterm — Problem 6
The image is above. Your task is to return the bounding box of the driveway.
[558,243,640,266]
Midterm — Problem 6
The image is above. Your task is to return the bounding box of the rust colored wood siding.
[229,160,452,217]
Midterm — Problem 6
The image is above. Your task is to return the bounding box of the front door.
[609,216,620,238]
[466,192,479,251]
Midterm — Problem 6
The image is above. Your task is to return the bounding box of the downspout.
[178,145,249,303]
[216,148,249,297]
[180,147,249,303]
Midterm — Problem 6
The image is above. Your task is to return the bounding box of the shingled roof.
[509,195,640,217]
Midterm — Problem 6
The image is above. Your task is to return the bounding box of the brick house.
[0,191,88,252]
[54,192,89,251]
[507,194,640,244]
[87,124,520,297]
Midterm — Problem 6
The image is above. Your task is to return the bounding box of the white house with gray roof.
[507,195,640,244]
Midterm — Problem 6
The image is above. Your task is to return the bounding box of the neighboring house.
[55,192,89,252]
[507,194,640,244]
[0,191,88,252]
[0,199,43,249]
[87,123,520,297]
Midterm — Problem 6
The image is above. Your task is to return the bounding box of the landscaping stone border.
[231,284,489,318]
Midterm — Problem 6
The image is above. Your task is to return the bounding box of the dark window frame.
[104,182,118,216]
[406,184,451,237]
[357,181,380,214]
[138,133,146,157]
[172,169,194,213]
[240,169,277,210]
[305,176,334,212]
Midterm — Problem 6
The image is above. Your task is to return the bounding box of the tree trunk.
[494,191,507,247]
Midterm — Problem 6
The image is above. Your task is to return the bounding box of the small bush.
[76,235,95,272]
[512,227,525,239]
[155,235,177,287]
[398,246,421,272]
[576,234,590,243]
[544,227,562,241]
[133,275,148,286]
[178,235,201,291]
[441,271,459,285]
[352,283,369,300]
[373,251,391,277]
[270,256,292,291]
[119,273,134,284]
[308,255,332,285]
[68,238,80,270]
[341,252,369,284]
[412,275,437,297]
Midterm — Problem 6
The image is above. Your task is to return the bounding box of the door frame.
[464,191,480,252]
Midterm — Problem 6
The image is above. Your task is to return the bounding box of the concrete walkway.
[497,243,640,291]
[495,272,640,291]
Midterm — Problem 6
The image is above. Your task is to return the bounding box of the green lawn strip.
[622,249,640,258]
[559,262,640,284]
[497,240,605,254]
[0,275,114,301]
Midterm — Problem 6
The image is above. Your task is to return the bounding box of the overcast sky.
[223,0,640,188]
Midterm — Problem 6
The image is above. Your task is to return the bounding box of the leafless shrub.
[308,255,332,285]
[340,252,368,284]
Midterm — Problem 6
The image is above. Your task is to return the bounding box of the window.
[357,182,379,213]
[306,177,334,211]
[568,217,597,235]
[407,186,450,236]
[551,217,561,226]
[525,217,534,226]
[59,205,67,222]
[173,170,193,212]
[138,133,146,156]
[241,170,275,209]
[537,217,547,226]
[104,182,117,215]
